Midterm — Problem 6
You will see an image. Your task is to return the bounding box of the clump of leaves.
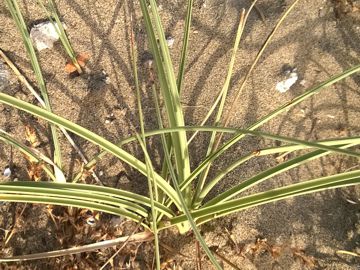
[1,0,359,269]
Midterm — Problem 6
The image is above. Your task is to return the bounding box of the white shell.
[3,167,11,177]
[276,72,298,93]
[30,21,66,51]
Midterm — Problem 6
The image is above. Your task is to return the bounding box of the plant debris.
[26,161,44,181]
[24,125,40,147]
[65,53,90,74]
[292,247,317,269]
[331,0,360,18]
[216,236,320,269]
[77,160,96,182]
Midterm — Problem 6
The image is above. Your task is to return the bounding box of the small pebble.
[141,51,154,68]
[105,113,115,124]
[3,166,11,177]
[166,35,175,48]
[299,79,307,87]
[318,7,326,17]
[101,70,111,85]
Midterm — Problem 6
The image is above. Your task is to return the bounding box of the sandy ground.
[0,0,360,269]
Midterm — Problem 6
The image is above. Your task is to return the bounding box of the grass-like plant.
[1,0,359,268]
[4,0,65,182]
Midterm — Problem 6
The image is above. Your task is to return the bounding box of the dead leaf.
[270,245,282,260]
[78,161,96,182]
[292,248,316,269]
[25,125,40,147]
[65,52,90,74]
[251,238,269,255]
[27,161,44,181]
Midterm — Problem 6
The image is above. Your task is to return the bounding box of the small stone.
[166,35,175,48]
[299,79,307,87]
[101,70,111,85]
[141,51,154,68]
[318,7,326,17]
[105,113,116,124]
[3,166,11,177]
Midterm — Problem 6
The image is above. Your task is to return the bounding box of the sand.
[0,0,359,269]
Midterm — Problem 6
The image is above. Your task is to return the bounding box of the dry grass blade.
[196,241,202,270]
[0,231,153,262]
[254,3,266,23]
[0,49,44,106]
[210,248,241,270]
[336,250,360,257]
[4,204,27,246]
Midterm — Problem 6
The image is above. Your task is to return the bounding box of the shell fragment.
[30,21,66,51]
[276,71,298,93]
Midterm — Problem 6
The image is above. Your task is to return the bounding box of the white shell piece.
[276,72,298,93]
[166,36,175,48]
[30,21,65,51]
[3,167,11,177]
